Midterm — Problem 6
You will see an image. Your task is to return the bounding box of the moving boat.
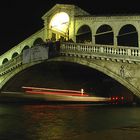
[21,86,111,103]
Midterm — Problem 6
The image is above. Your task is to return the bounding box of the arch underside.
[0,61,42,90]
[1,56,140,98]
[48,56,140,97]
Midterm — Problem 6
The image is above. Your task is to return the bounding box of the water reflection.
[0,105,27,140]
[0,104,140,140]
[22,104,93,140]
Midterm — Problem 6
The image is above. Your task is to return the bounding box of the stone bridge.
[1,43,140,98]
[1,4,140,98]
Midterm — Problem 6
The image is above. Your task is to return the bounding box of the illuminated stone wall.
[1,4,140,66]
[1,4,140,97]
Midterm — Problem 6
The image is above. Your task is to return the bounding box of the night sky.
[0,0,140,55]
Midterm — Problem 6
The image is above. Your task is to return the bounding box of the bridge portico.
[1,4,140,98]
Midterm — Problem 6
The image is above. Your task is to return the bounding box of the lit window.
[50,12,69,33]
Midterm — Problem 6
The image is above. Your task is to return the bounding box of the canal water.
[0,103,140,140]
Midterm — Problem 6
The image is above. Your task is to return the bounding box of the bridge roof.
[41,4,90,20]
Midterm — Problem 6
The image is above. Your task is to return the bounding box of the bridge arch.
[49,12,70,41]
[49,57,139,97]
[2,58,9,64]
[33,37,44,46]
[76,24,92,43]
[95,24,114,45]
[1,55,140,97]
[117,24,138,47]
[12,52,19,59]
[21,45,30,53]
[0,60,41,89]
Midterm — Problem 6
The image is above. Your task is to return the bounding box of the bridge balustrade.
[0,45,49,76]
[0,55,22,75]
[1,43,140,76]
[60,43,140,61]
[131,49,139,56]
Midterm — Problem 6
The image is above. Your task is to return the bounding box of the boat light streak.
[22,86,82,93]
[25,90,89,96]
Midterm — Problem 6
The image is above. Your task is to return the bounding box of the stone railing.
[0,55,22,75]
[0,45,49,76]
[60,43,140,62]
[1,43,140,76]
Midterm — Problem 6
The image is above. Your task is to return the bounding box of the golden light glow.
[50,12,69,33]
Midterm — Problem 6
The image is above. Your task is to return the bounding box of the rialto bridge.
[1,4,140,98]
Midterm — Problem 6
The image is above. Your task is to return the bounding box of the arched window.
[33,38,44,46]
[2,58,8,64]
[117,24,138,47]
[95,24,113,45]
[22,45,30,53]
[50,12,69,31]
[76,25,92,43]
[12,52,18,58]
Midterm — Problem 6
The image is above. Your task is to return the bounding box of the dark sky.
[0,0,140,55]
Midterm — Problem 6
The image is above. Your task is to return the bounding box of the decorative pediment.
[42,4,90,20]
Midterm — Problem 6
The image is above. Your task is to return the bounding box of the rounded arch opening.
[2,58,8,64]
[50,12,70,41]
[117,24,138,47]
[33,38,44,46]
[12,52,18,59]
[76,25,92,43]
[48,57,137,99]
[22,45,30,53]
[95,24,113,45]
[1,58,135,103]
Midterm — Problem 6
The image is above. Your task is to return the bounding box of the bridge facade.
[1,4,140,97]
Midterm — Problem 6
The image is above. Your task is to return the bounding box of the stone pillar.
[43,20,49,41]
[92,35,95,45]
[138,33,140,48]
[114,30,118,47]
[92,29,96,45]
